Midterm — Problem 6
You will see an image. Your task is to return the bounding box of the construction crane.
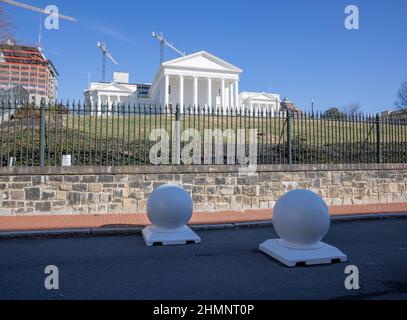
[0,0,77,22]
[152,32,186,64]
[97,42,118,82]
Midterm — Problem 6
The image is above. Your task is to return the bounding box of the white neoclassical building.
[84,72,138,110]
[84,82,138,108]
[239,92,281,116]
[100,52,283,115]
[147,51,242,113]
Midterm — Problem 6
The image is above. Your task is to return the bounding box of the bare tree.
[396,81,407,110]
[343,102,362,116]
[0,5,14,43]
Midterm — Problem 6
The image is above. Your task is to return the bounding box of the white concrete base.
[259,239,347,267]
[142,225,201,247]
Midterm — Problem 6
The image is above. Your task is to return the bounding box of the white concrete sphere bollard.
[272,189,331,247]
[147,184,193,230]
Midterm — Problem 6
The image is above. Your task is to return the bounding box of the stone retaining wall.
[0,164,406,216]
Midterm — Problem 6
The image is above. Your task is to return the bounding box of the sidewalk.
[0,202,407,233]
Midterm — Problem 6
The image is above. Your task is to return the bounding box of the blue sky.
[2,0,406,113]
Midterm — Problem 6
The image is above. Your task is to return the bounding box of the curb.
[0,212,407,241]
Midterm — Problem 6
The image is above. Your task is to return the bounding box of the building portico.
[163,75,238,112]
[239,92,281,116]
[149,51,242,113]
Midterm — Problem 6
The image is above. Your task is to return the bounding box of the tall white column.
[179,76,184,112]
[164,74,169,108]
[193,77,198,109]
[207,77,212,113]
[234,80,239,109]
[229,82,234,108]
[221,79,225,110]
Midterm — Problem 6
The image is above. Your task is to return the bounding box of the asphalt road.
[0,218,407,300]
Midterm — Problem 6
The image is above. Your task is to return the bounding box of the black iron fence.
[1,100,406,167]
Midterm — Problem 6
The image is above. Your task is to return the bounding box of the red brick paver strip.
[0,203,406,233]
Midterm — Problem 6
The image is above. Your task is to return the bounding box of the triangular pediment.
[163,51,242,73]
[255,94,274,101]
[248,93,277,102]
[97,83,134,93]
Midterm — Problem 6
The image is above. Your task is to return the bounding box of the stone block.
[128,182,140,189]
[145,174,157,181]
[252,197,260,208]
[10,191,25,200]
[25,187,41,201]
[115,175,129,182]
[298,181,309,189]
[88,184,103,193]
[220,187,235,195]
[33,176,47,185]
[59,184,72,191]
[313,179,323,189]
[64,176,80,183]
[192,186,204,194]
[242,186,259,196]
[98,175,114,183]
[328,186,338,198]
[205,186,217,194]
[81,176,97,183]
[123,198,136,209]
[192,194,206,202]
[389,183,399,193]
[157,174,174,181]
[129,192,143,200]
[194,177,206,185]
[207,195,221,202]
[42,191,56,201]
[10,183,26,189]
[217,203,230,210]
[128,175,144,182]
[48,176,62,183]
[181,175,194,184]
[215,177,226,185]
[98,194,111,203]
[52,201,66,207]
[205,177,216,185]
[282,182,298,191]
[2,191,9,200]
[67,192,81,205]
[242,196,252,209]
[12,176,32,183]
[87,193,98,204]
[2,201,24,208]
[194,202,215,211]
[137,200,147,211]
